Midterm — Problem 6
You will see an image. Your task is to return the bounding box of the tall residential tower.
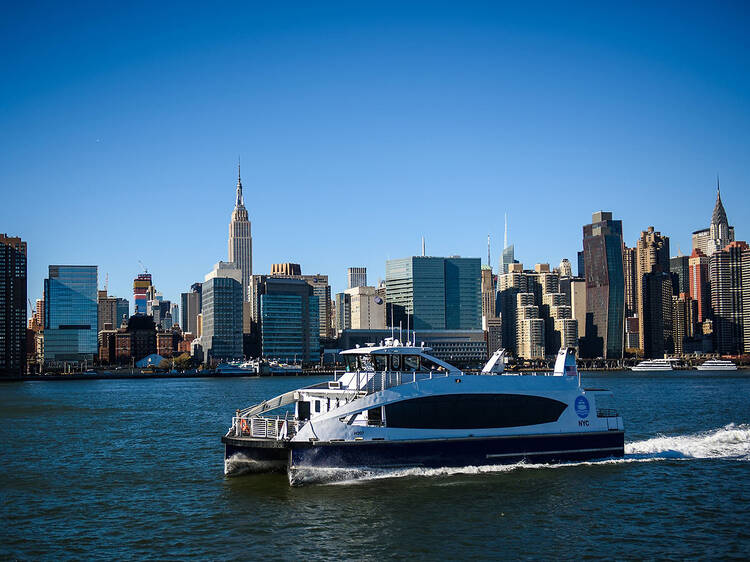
[581,212,624,359]
[1,234,27,375]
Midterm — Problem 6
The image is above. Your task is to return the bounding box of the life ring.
[240,419,249,433]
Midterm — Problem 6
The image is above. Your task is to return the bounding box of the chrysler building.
[228,161,253,300]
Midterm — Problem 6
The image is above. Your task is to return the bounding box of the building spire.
[236,156,244,207]
[711,175,728,228]
[504,213,508,249]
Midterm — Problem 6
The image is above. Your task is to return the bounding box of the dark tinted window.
[384,394,567,429]
[298,401,310,421]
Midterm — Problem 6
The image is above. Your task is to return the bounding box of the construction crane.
[138,260,149,274]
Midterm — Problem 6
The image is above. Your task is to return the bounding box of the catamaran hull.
[223,437,289,474]
[224,430,624,478]
[289,430,623,471]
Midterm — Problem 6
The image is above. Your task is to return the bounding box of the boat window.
[384,394,567,429]
[403,355,420,372]
[421,357,444,371]
[372,354,387,372]
[297,401,311,421]
[390,354,401,371]
[315,400,321,413]
[358,355,375,372]
[367,407,383,426]
[345,355,357,372]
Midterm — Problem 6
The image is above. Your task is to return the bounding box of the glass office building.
[44,265,98,363]
[581,212,624,358]
[202,276,243,361]
[386,256,481,331]
[261,293,320,362]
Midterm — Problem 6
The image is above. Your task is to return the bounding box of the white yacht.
[630,359,675,372]
[696,359,738,371]
[222,342,625,484]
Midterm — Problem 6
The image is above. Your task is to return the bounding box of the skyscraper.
[181,283,202,335]
[673,293,698,356]
[558,258,573,277]
[689,249,710,323]
[581,211,624,359]
[385,256,481,331]
[636,227,670,355]
[44,265,98,364]
[710,241,749,354]
[496,263,527,354]
[335,292,351,334]
[347,267,367,289]
[480,265,496,320]
[133,273,152,315]
[345,285,386,330]
[252,277,320,363]
[692,180,735,256]
[641,271,674,358]
[622,245,637,318]
[228,162,253,301]
[202,262,244,361]
[1,234,27,375]
[708,182,733,255]
[97,290,129,331]
[670,255,690,295]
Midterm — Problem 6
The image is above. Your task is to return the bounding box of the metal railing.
[231,415,304,440]
[346,370,453,394]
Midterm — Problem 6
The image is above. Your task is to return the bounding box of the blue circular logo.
[574,396,590,419]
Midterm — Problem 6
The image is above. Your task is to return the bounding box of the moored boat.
[222,342,625,484]
[696,359,738,371]
[630,359,675,372]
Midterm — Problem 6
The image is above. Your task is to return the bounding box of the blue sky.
[2,2,749,310]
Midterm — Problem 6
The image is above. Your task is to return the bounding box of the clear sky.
[2,1,749,311]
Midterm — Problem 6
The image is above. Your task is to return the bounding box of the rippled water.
[2,372,750,559]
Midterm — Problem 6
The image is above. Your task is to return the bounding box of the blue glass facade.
[386,256,481,330]
[202,276,243,361]
[582,212,624,359]
[261,293,319,362]
[44,265,98,363]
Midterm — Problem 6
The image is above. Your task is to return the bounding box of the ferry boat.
[696,359,738,371]
[222,341,624,484]
[215,361,258,375]
[630,359,675,372]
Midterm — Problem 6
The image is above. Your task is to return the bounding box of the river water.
[2,372,750,559]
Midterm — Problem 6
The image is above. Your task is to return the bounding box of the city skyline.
[13,178,742,310]
[2,3,749,307]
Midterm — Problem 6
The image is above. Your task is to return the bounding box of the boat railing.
[230,415,304,440]
[340,370,454,394]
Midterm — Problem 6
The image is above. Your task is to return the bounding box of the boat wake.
[290,424,750,486]
[225,453,285,476]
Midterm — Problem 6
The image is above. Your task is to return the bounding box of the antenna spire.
[421,236,425,257]
[236,156,244,207]
[504,213,508,249]
[487,234,491,267]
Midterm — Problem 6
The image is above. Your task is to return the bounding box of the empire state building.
[228,163,253,300]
